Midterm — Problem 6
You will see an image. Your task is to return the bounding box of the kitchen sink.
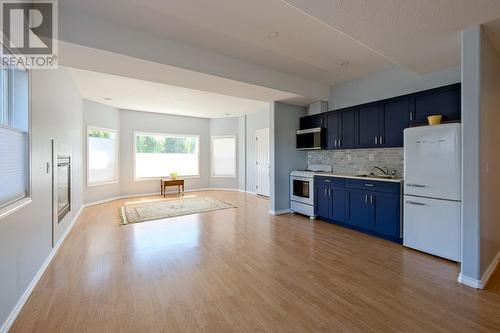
[355,173,398,179]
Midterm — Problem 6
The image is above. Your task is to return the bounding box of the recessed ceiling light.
[225,113,231,116]
[268,31,279,38]
[104,97,112,101]
[340,61,350,67]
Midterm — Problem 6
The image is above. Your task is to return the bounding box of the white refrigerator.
[403,123,461,262]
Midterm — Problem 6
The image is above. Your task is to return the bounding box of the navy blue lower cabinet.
[331,187,345,222]
[314,177,402,243]
[372,192,401,239]
[347,189,371,230]
[315,184,331,218]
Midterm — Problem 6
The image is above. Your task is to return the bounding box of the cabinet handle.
[365,194,368,203]
[409,112,413,121]
[338,139,341,147]
[364,184,375,187]
[324,179,331,183]
[406,200,426,206]
[370,195,374,204]
[379,136,383,145]
[324,189,327,196]
[375,136,378,145]
[406,183,426,188]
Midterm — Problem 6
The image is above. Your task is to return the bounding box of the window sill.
[87,180,119,188]
[134,175,200,182]
[0,197,32,221]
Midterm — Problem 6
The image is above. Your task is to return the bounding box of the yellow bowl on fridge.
[427,115,442,125]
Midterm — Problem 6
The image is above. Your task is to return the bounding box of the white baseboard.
[83,188,253,208]
[239,189,256,195]
[0,205,84,333]
[269,209,291,216]
[458,251,500,289]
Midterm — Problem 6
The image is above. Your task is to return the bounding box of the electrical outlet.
[346,154,352,161]
[369,153,374,161]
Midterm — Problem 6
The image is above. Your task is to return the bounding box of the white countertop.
[314,172,404,183]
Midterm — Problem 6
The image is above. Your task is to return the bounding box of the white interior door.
[256,128,270,196]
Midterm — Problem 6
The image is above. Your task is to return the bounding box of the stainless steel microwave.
[296,127,323,150]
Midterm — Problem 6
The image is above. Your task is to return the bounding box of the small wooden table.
[160,178,185,197]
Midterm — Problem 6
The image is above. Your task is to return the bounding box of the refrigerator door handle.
[406,183,426,188]
[406,200,426,206]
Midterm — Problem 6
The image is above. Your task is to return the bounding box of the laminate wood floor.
[10,191,500,332]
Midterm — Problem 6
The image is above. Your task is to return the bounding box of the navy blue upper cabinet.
[325,111,341,149]
[358,104,380,148]
[298,83,461,150]
[340,108,357,149]
[380,97,410,147]
[300,114,324,129]
[410,83,461,125]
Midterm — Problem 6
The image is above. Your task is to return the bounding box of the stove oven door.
[290,176,313,205]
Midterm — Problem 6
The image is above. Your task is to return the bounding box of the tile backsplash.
[308,148,404,177]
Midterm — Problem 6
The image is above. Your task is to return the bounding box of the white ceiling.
[60,0,500,86]
[284,0,500,74]
[67,67,270,118]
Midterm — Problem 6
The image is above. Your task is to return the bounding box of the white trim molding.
[0,205,83,333]
[458,251,500,289]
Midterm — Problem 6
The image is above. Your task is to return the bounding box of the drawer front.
[314,176,345,187]
[345,179,401,194]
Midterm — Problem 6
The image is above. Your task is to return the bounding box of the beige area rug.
[120,196,235,225]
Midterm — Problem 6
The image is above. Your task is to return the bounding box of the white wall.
[329,66,461,110]
[82,100,121,203]
[270,102,307,213]
[119,109,210,196]
[479,27,500,277]
[0,68,83,330]
[209,117,240,189]
[461,25,500,285]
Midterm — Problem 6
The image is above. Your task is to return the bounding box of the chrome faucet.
[372,166,389,175]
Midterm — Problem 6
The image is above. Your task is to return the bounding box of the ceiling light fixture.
[104,97,112,101]
[268,31,279,38]
[340,61,350,67]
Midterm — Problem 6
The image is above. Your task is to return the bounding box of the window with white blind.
[134,132,199,179]
[0,62,30,219]
[87,127,118,186]
[211,136,236,177]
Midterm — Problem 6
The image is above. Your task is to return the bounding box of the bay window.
[87,127,118,186]
[134,132,199,179]
[0,61,30,219]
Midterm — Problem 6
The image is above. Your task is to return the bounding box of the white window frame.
[133,131,201,181]
[86,125,119,187]
[211,135,237,178]
[0,62,32,221]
